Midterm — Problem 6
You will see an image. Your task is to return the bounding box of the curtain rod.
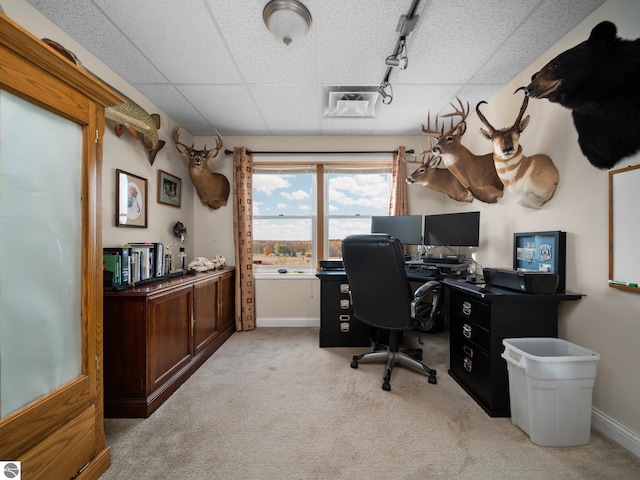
[224,149,413,155]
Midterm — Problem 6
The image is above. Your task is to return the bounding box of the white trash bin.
[501,337,600,447]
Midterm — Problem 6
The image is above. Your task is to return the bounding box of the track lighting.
[378,81,393,105]
[385,37,408,70]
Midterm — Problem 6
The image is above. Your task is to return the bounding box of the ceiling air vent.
[325,87,381,118]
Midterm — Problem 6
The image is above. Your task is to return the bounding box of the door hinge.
[95,129,99,143]
[95,356,100,371]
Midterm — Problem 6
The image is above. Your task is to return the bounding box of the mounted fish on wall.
[41,38,166,165]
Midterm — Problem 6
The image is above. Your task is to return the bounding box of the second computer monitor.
[370,215,423,246]
[423,211,480,247]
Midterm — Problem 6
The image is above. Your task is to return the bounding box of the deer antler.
[203,129,224,158]
[440,97,470,136]
[421,111,444,137]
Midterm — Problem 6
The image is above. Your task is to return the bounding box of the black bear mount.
[525,21,640,169]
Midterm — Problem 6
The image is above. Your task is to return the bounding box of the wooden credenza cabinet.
[103,268,235,417]
[444,278,582,417]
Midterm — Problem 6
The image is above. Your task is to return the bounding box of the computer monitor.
[370,215,423,246]
[423,211,480,247]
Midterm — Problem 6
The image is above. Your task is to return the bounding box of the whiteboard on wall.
[609,161,640,292]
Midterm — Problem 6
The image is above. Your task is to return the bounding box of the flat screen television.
[423,211,480,247]
[370,215,423,246]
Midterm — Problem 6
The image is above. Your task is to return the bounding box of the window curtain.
[389,146,408,216]
[233,147,256,331]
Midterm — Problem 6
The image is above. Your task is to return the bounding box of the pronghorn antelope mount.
[421,98,504,204]
[405,145,473,203]
[476,90,559,209]
[173,126,230,210]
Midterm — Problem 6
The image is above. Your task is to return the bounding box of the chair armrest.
[411,280,440,318]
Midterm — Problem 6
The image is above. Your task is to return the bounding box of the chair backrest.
[341,234,413,330]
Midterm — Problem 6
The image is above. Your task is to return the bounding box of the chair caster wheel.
[351,357,359,369]
[428,375,437,385]
[382,381,391,391]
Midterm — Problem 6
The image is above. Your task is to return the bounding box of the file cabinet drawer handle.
[339,314,350,321]
[463,357,473,372]
[462,323,472,339]
[463,345,473,358]
[340,283,349,294]
[339,299,350,309]
[462,301,472,316]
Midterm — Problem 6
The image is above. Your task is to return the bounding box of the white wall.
[6,0,639,455]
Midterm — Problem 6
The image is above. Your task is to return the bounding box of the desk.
[443,278,583,417]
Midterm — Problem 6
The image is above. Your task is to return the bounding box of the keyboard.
[405,267,437,281]
[422,256,464,264]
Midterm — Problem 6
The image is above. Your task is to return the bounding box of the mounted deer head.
[475,89,559,209]
[420,97,503,204]
[173,126,230,210]
[405,144,473,203]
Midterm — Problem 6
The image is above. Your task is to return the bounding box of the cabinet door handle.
[462,301,472,316]
[462,323,472,339]
[463,345,473,358]
[463,357,473,372]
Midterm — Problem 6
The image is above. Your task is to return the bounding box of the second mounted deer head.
[420,97,503,204]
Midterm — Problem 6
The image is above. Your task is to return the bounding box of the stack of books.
[103,242,175,288]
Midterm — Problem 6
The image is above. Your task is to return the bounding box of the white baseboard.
[592,407,640,457]
[256,317,320,327]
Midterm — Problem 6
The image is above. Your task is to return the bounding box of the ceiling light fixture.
[385,36,408,70]
[378,81,393,105]
[263,0,312,46]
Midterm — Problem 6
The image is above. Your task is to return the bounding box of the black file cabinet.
[316,271,372,347]
[445,279,582,417]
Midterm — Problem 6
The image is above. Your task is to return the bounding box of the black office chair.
[341,234,441,391]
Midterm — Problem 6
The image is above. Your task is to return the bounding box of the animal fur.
[405,148,473,203]
[525,21,640,169]
[173,126,230,210]
[476,95,559,209]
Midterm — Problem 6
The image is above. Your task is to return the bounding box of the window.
[252,161,392,273]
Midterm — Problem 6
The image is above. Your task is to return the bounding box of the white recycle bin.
[501,337,600,447]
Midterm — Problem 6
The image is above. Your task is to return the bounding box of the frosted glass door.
[0,90,83,417]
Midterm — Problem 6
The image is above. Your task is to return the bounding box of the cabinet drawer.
[450,332,491,406]
[450,314,490,352]
[450,292,490,323]
[321,280,351,297]
[319,312,371,347]
[321,295,352,313]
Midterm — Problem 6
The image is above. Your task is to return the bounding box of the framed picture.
[157,169,182,207]
[116,169,148,228]
[513,230,566,292]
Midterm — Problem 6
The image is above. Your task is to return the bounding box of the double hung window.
[252,161,392,273]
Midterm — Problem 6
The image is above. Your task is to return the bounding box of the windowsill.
[254,272,317,280]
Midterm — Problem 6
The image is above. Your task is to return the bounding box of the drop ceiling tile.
[320,116,377,136]
[26,0,165,84]
[472,0,607,85]
[249,85,322,135]
[177,84,269,136]
[209,0,318,85]
[134,84,210,135]
[94,0,241,84]
[402,0,536,85]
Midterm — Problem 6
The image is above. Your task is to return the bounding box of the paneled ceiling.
[25,0,605,136]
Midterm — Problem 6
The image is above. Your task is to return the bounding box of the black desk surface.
[442,277,584,301]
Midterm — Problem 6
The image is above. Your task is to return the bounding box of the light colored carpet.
[100,327,640,480]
